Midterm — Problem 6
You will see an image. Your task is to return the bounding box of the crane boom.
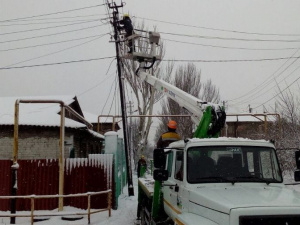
[139,71,207,125]
[138,70,226,138]
[125,31,226,138]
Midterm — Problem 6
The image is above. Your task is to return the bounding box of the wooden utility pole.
[109,2,134,196]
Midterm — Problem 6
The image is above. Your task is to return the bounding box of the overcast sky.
[1,0,300,134]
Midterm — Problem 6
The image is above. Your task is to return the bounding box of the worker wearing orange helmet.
[156,120,181,148]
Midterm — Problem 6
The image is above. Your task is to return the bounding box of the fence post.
[31,197,34,225]
[87,194,91,224]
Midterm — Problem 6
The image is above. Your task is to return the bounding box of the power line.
[0,23,107,44]
[1,14,106,23]
[232,61,300,107]
[0,56,115,70]
[1,35,107,68]
[77,58,116,97]
[163,38,300,51]
[229,50,300,103]
[0,34,106,52]
[0,19,101,36]
[159,31,300,43]
[107,78,118,116]
[134,16,300,37]
[0,18,107,26]
[162,56,300,63]
[0,4,106,23]
[253,72,300,109]
[100,73,117,115]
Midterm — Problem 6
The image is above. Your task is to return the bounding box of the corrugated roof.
[0,95,85,128]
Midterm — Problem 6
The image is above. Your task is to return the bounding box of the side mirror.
[295,170,300,182]
[153,169,168,181]
[153,148,166,169]
[296,151,300,169]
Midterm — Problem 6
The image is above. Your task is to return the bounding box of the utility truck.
[125,32,300,225]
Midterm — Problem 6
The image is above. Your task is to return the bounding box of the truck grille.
[239,215,300,225]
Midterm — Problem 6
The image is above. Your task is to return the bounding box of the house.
[223,113,279,139]
[0,96,105,159]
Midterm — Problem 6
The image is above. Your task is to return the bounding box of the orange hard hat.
[168,120,177,129]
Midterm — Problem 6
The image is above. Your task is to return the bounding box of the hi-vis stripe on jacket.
[157,131,181,148]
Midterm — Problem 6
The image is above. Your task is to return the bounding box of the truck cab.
[153,138,300,225]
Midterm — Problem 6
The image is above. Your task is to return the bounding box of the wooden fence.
[0,154,114,211]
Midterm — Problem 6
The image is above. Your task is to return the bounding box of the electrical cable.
[134,16,300,37]
[1,34,108,69]
[76,58,116,97]
[232,62,300,107]
[159,31,300,43]
[103,0,114,36]
[100,74,117,115]
[1,14,105,22]
[0,18,108,26]
[107,78,118,117]
[0,3,106,23]
[229,50,300,103]
[163,38,300,51]
[0,56,115,70]
[0,23,108,44]
[134,28,300,43]
[0,34,106,52]
[162,56,300,63]
[253,70,300,110]
[0,19,101,36]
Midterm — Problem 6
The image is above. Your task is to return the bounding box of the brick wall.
[0,126,103,159]
[0,126,73,159]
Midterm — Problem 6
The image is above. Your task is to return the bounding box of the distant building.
[0,96,107,159]
[222,114,278,139]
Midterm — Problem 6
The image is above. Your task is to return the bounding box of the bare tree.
[271,87,300,176]
[155,63,220,142]
[120,23,168,164]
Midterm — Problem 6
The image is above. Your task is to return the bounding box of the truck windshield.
[187,146,282,184]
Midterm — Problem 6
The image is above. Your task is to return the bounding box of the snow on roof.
[88,129,105,139]
[0,96,86,128]
[83,111,115,123]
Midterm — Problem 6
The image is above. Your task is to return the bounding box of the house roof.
[0,95,86,128]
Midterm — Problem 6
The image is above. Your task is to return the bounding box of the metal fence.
[0,155,114,211]
[0,190,112,225]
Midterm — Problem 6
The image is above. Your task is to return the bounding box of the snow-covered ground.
[0,176,139,225]
[1,174,300,225]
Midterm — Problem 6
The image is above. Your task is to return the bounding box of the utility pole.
[109,2,134,196]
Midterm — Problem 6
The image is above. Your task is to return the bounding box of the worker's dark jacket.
[120,17,133,36]
[156,131,181,148]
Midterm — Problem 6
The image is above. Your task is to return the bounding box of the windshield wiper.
[197,176,236,185]
[236,176,273,185]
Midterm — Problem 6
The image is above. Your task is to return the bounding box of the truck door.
[163,150,183,219]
